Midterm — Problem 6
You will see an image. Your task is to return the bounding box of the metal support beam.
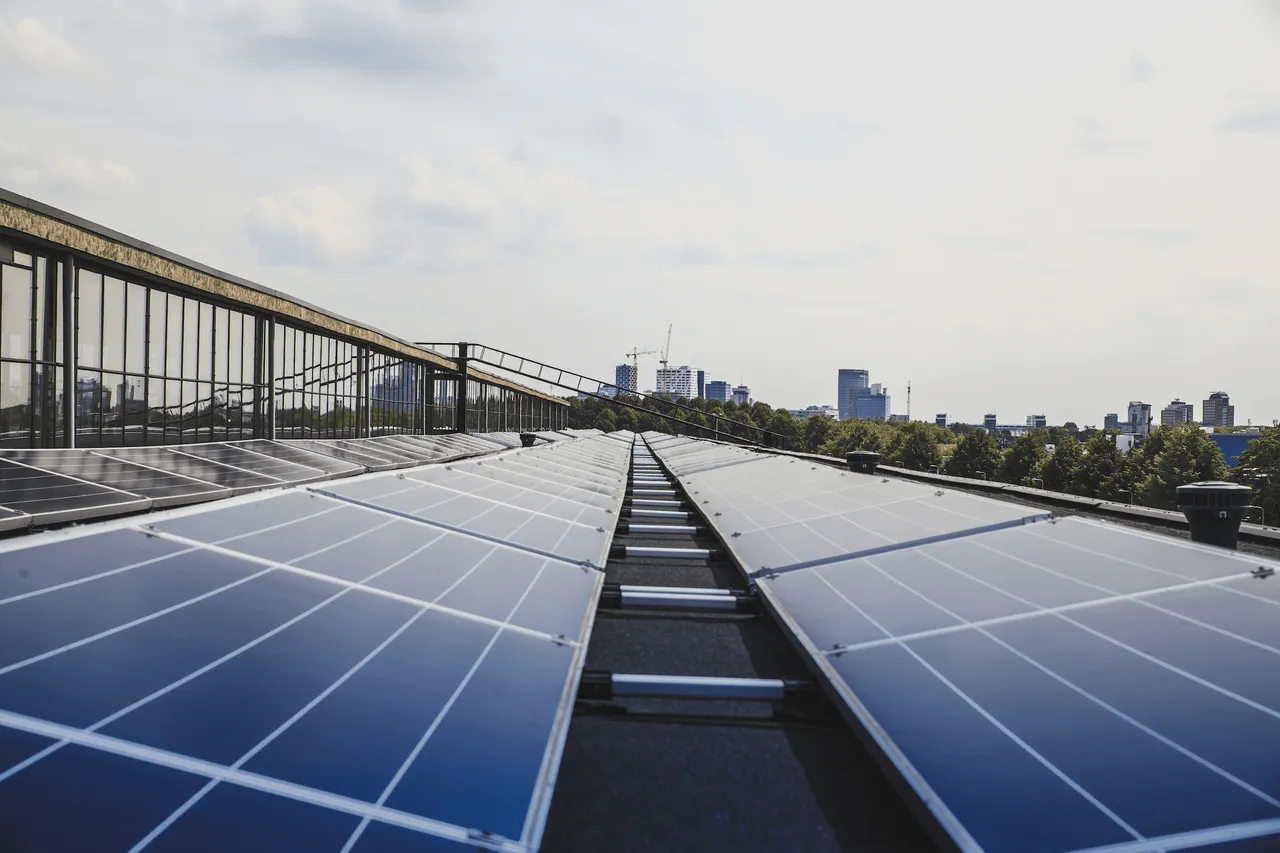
[455,341,469,434]
[578,672,810,702]
[616,523,700,534]
[610,544,716,560]
[60,253,75,447]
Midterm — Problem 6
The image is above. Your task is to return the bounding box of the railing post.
[455,342,469,434]
[61,253,76,447]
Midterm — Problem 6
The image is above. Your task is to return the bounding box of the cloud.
[1128,53,1155,83]
[0,138,132,194]
[246,186,372,265]
[234,4,474,78]
[1075,118,1148,153]
[1217,97,1280,135]
[1083,227,1195,245]
[0,18,88,75]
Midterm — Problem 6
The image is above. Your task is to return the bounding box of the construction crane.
[624,347,657,394]
[906,381,912,422]
[658,324,672,395]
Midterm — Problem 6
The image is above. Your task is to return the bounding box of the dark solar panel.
[0,457,150,525]
[323,440,420,469]
[362,436,447,463]
[170,444,330,485]
[229,440,366,478]
[645,435,1280,853]
[271,440,399,472]
[0,449,231,508]
[473,432,523,448]
[100,447,283,493]
[0,437,623,851]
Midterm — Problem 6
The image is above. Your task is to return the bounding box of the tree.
[947,430,1002,479]
[1046,426,1076,448]
[819,419,887,457]
[1139,424,1228,509]
[768,410,801,447]
[592,407,618,432]
[802,414,833,453]
[1000,433,1048,485]
[1231,430,1280,528]
[1038,439,1083,492]
[898,426,943,471]
[1071,433,1132,500]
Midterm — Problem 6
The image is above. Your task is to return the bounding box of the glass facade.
[0,233,564,448]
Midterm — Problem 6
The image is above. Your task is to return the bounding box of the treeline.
[566,392,1278,523]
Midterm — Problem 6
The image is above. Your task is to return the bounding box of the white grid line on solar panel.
[528,443,623,469]
[336,440,422,465]
[292,441,405,470]
[311,485,610,569]
[501,455,623,487]
[223,441,342,476]
[409,465,618,512]
[382,475,612,529]
[460,459,621,499]
[1068,818,1280,853]
[168,445,322,483]
[0,451,226,509]
[132,551,570,853]
[371,436,451,459]
[0,710,524,853]
[0,457,150,516]
[669,455,770,477]
[12,449,224,491]
[123,447,285,484]
[789,555,1280,837]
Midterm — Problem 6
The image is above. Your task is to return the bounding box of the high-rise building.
[1026,414,1047,429]
[696,370,705,400]
[935,413,948,427]
[705,381,731,403]
[855,384,891,421]
[787,405,839,419]
[983,414,997,430]
[1161,399,1195,426]
[1104,413,1120,431]
[655,365,696,399]
[1202,391,1235,428]
[837,369,870,420]
[615,363,637,394]
[731,385,751,406]
[1128,401,1153,436]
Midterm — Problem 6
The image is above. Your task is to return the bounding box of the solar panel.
[169,444,330,485]
[476,432,526,449]
[0,441,618,852]
[0,449,232,508]
[324,440,422,468]
[99,447,284,494]
[645,436,1280,853]
[0,504,30,533]
[0,457,150,525]
[229,440,367,478]
[273,439,402,472]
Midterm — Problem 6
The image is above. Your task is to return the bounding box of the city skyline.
[2,3,1278,425]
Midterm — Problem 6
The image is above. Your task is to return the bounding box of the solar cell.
[0,449,231,508]
[0,457,150,525]
[0,465,610,852]
[229,440,366,478]
[100,447,283,493]
[644,436,1280,853]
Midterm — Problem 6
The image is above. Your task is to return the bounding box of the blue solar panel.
[0,434,632,852]
[644,435,1280,853]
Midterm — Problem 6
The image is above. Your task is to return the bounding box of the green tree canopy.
[1231,430,1279,527]
[801,414,834,453]
[1000,433,1048,485]
[1038,438,1083,492]
[1139,424,1228,509]
[1071,433,1135,500]
[947,430,1001,479]
[898,426,943,471]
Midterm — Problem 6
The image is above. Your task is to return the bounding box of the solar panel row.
[643,433,1280,853]
[0,433,529,532]
[0,431,634,853]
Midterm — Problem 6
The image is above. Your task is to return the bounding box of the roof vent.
[519,433,537,448]
[1176,481,1253,550]
[846,450,881,474]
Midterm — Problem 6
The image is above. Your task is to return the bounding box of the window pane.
[167,295,183,378]
[198,302,213,381]
[0,360,31,446]
[241,315,255,384]
[149,290,166,376]
[101,276,125,372]
[125,282,146,375]
[182,298,198,381]
[2,264,33,359]
[32,363,62,447]
[216,307,231,384]
[75,369,105,446]
[77,270,103,368]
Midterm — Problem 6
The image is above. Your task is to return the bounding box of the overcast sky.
[2,1,1278,425]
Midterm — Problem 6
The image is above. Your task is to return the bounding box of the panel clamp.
[1253,566,1276,580]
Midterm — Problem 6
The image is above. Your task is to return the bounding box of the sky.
[2,1,1279,426]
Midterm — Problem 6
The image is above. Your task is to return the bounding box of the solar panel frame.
[0,504,31,533]
[0,456,152,525]
[0,435,634,853]
[645,436,1280,853]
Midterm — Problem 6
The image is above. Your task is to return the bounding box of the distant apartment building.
[655,365,696,399]
[983,414,997,430]
[696,369,705,400]
[731,385,751,406]
[889,414,909,423]
[1161,399,1195,426]
[1202,391,1235,428]
[855,384,891,421]
[1026,414,1047,429]
[837,369,870,420]
[1104,413,1120,432]
[1127,401,1153,436]
[705,381,731,403]
[787,405,839,419]
[615,363,638,394]
[935,413,948,427]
